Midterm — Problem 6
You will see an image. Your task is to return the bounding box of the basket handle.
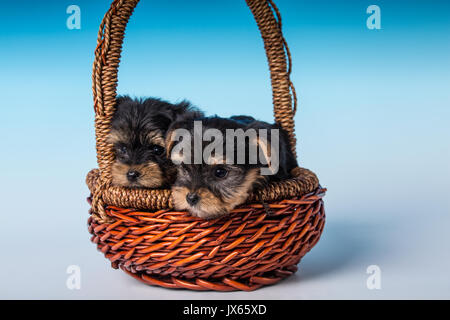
[92,0,297,184]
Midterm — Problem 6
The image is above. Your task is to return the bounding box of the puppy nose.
[127,170,140,182]
[186,193,200,206]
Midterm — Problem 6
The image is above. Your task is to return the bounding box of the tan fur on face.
[108,128,165,148]
[171,186,228,220]
[221,168,264,207]
[111,161,163,188]
[108,126,168,188]
[107,129,126,145]
[146,130,165,146]
[165,129,176,157]
[256,136,271,161]
[171,168,265,219]
[171,186,191,211]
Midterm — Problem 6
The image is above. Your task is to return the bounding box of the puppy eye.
[151,145,165,156]
[214,167,228,179]
[118,146,127,155]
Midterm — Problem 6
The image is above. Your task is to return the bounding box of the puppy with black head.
[108,96,203,188]
[166,115,298,219]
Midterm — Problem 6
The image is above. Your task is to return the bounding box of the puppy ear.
[248,131,280,176]
[254,135,272,166]
[165,128,177,157]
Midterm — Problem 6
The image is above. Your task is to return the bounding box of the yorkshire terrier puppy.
[108,96,203,188]
[166,116,298,219]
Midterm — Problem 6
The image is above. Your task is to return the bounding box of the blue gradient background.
[0,0,449,299]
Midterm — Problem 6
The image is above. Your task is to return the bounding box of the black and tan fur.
[109,96,203,188]
[167,116,298,219]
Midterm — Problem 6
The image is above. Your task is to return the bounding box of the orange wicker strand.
[86,0,326,291]
[88,188,325,291]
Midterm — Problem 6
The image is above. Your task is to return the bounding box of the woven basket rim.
[86,166,319,211]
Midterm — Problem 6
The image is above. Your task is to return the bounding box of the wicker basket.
[86,0,326,292]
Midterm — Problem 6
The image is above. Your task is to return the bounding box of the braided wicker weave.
[87,0,326,291]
